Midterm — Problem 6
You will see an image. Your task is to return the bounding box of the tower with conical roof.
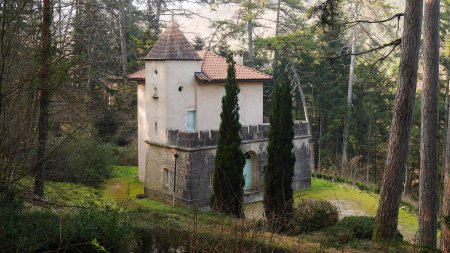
[144,21,202,145]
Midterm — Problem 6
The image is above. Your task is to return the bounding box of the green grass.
[17,166,421,252]
[296,178,418,241]
[105,167,418,242]
[103,166,230,227]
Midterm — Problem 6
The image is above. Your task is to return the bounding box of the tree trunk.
[34,0,51,197]
[247,19,254,67]
[318,112,323,173]
[442,118,450,253]
[444,75,450,171]
[373,0,423,241]
[289,64,314,175]
[119,0,128,84]
[154,0,162,36]
[272,0,281,75]
[367,117,371,184]
[404,164,411,196]
[418,0,440,247]
[342,2,359,172]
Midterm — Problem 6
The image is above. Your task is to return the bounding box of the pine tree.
[212,54,245,217]
[373,0,423,241]
[264,74,295,232]
[193,35,205,50]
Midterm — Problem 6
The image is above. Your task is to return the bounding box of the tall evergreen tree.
[264,74,295,232]
[212,54,245,217]
[373,0,423,241]
[418,0,440,248]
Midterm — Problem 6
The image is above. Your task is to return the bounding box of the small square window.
[163,168,169,189]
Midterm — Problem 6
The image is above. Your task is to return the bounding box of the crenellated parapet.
[167,121,310,149]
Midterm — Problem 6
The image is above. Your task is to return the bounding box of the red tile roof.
[128,69,145,81]
[129,21,271,82]
[196,51,272,82]
[128,51,272,82]
[144,21,201,61]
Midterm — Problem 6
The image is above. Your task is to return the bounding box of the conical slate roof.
[144,21,201,60]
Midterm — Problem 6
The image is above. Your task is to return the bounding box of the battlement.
[167,121,309,149]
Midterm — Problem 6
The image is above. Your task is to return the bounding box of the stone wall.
[167,121,309,149]
[144,121,311,208]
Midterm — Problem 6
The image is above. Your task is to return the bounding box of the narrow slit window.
[153,87,158,98]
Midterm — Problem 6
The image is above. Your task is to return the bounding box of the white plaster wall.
[196,82,264,130]
[137,82,148,181]
[145,61,167,144]
[165,61,201,131]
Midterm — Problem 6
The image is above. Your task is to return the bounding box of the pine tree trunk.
[318,112,323,173]
[418,0,440,247]
[404,164,411,196]
[373,0,423,241]
[34,0,51,197]
[154,0,162,36]
[119,0,128,84]
[442,123,450,252]
[444,75,450,171]
[342,2,359,172]
[247,19,254,67]
[272,0,281,75]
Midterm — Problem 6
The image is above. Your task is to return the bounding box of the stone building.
[129,21,311,208]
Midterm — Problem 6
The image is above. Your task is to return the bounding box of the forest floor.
[37,166,422,252]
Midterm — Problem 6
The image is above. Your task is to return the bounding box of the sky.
[152,0,405,48]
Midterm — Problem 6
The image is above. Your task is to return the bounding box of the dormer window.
[153,86,158,99]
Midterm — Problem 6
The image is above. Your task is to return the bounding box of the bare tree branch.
[329,38,401,59]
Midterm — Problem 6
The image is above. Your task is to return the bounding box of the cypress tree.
[264,75,295,232]
[212,54,245,217]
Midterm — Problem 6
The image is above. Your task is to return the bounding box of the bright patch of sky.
[135,0,405,49]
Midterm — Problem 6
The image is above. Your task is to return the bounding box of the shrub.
[291,199,339,234]
[328,216,374,243]
[115,140,138,166]
[0,195,133,253]
[46,138,117,187]
[355,182,370,191]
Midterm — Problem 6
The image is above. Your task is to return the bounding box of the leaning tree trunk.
[418,0,440,248]
[289,64,314,174]
[373,0,423,241]
[34,0,51,197]
[342,1,359,173]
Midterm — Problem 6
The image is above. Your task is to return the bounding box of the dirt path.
[244,200,367,220]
